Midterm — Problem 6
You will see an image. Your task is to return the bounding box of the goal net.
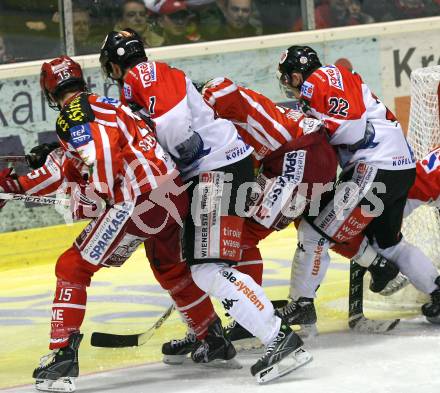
[364,65,440,313]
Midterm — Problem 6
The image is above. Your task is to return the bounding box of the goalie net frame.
[364,65,440,313]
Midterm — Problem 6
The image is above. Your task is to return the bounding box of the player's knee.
[55,246,97,286]
[151,261,192,295]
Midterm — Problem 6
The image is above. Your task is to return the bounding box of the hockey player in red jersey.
[99,29,312,383]
[0,55,220,392]
[201,77,410,339]
[276,45,440,323]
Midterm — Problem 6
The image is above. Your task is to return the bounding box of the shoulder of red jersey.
[56,93,95,142]
[202,77,239,106]
[301,65,361,102]
[56,93,121,149]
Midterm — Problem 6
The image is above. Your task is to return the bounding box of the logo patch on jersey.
[97,96,120,106]
[421,150,440,174]
[324,66,344,91]
[123,82,133,100]
[282,150,306,183]
[70,123,92,148]
[301,81,314,99]
[137,62,157,87]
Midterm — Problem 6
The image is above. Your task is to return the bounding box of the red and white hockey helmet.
[40,55,86,109]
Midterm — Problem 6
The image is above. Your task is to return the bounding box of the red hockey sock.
[234,247,263,285]
[50,279,87,349]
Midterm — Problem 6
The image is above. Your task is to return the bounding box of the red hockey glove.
[0,168,23,209]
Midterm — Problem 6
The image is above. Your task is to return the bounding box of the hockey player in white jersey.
[276,45,440,324]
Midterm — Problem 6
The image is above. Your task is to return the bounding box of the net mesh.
[365,66,440,312]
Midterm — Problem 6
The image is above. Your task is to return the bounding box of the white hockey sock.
[375,237,438,294]
[289,219,331,299]
[191,263,281,346]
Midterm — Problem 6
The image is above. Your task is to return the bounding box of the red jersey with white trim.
[19,93,176,204]
[19,148,65,195]
[408,146,440,204]
[298,64,415,171]
[122,62,252,179]
[201,77,323,162]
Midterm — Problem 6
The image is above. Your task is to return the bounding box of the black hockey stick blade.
[90,332,140,347]
[348,260,400,333]
[91,305,175,348]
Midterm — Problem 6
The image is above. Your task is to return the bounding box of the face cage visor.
[276,69,298,100]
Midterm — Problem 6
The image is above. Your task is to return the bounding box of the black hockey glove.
[26,142,61,169]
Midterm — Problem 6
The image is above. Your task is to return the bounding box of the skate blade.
[35,377,76,392]
[163,353,189,365]
[232,337,263,352]
[296,324,318,340]
[201,357,243,370]
[256,347,313,384]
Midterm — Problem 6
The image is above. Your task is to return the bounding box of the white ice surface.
[4,318,440,393]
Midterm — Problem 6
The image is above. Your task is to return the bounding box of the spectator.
[362,0,438,23]
[72,8,96,55]
[158,0,202,46]
[292,0,373,31]
[346,0,374,24]
[145,0,216,12]
[0,34,13,64]
[203,0,262,40]
[114,0,164,47]
[254,0,300,35]
[393,0,439,19]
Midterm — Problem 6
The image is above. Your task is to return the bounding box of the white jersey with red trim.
[201,77,322,162]
[20,93,176,204]
[299,65,415,171]
[122,61,252,179]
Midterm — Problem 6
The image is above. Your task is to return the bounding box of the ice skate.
[368,256,407,294]
[162,331,198,365]
[191,317,242,369]
[224,320,262,350]
[422,276,440,324]
[224,300,288,350]
[276,297,318,338]
[33,333,83,392]
[251,322,312,384]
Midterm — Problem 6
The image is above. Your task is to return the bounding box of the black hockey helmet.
[278,45,322,81]
[99,28,147,80]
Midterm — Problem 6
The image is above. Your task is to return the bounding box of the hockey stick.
[348,260,400,333]
[0,192,70,206]
[0,155,29,164]
[91,304,175,348]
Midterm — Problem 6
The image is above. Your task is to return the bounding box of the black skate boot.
[422,276,440,324]
[276,297,318,338]
[224,300,288,350]
[368,255,408,295]
[33,332,83,392]
[224,320,261,350]
[191,317,241,369]
[162,331,198,365]
[251,321,313,383]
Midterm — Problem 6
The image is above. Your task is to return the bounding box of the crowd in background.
[0,0,439,64]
